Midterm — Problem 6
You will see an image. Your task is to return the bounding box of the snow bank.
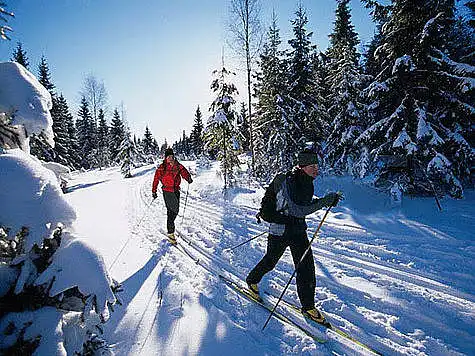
[35,237,116,321]
[0,149,76,250]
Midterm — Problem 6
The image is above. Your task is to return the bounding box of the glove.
[324,191,342,207]
[188,178,193,184]
[152,191,157,199]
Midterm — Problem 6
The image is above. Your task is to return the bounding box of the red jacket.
[152,160,192,193]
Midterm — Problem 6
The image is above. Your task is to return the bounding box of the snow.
[0,62,54,148]
[0,149,76,251]
[55,162,474,355]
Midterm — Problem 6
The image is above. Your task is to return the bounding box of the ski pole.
[181,183,190,224]
[226,231,267,251]
[262,199,336,331]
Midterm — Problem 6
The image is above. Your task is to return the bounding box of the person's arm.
[152,166,163,194]
[179,164,192,183]
[285,189,341,218]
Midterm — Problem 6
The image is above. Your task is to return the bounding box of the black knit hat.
[297,149,318,167]
[165,148,174,157]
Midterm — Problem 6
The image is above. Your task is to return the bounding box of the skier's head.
[164,148,175,164]
[297,149,319,178]
[165,148,174,158]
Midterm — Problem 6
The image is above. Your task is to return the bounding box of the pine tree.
[29,56,58,162]
[324,0,365,175]
[96,109,110,168]
[205,64,241,188]
[51,94,73,166]
[356,0,475,198]
[76,97,95,169]
[11,42,29,68]
[142,126,155,162]
[59,94,81,168]
[286,4,327,144]
[253,13,295,179]
[117,132,137,178]
[191,105,204,157]
[109,108,126,163]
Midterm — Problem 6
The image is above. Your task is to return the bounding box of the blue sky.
[0,0,375,144]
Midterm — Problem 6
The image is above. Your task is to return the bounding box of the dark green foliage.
[357,0,474,197]
[191,106,204,156]
[324,0,365,175]
[11,42,29,68]
[109,108,126,162]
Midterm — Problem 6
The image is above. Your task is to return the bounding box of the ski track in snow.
[69,165,474,356]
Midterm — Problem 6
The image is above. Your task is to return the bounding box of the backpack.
[256,173,287,224]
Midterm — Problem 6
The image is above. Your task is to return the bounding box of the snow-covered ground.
[65,161,475,355]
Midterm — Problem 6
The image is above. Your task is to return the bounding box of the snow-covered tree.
[253,13,296,179]
[357,0,474,198]
[29,56,57,162]
[109,108,126,163]
[76,97,96,169]
[205,64,241,188]
[117,133,137,178]
[324,0,366,175]
[0,61,117,355]
[96,108,110,168]
[51,94,72,166]
[286,4,328,144]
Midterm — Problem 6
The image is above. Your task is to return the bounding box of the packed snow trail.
[66,163,475,355]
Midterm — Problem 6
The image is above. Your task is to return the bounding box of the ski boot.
[247,282,262,301]
[302,307,330,326]
[167,232,177,245]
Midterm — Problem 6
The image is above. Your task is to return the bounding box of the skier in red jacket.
[152,148,192,244]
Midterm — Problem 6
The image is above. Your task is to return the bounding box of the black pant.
[246,230,316,310]
[163,190,180,234]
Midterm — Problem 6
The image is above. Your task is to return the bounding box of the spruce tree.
[142,126,155,162]
[191,106,204,157]
[11,42,29,69]
[253,14,295,179]
[117,133,137,178]
[76,97,95,169]
[286,4,327,144]
[324,0,365,175]
[205,64,241,188]
[96,109,110,168]
[109,108,126,163]
[51,94,72,166]
[357,0,474,198]
[30,56,57,162]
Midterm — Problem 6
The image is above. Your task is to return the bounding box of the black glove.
[152,191,157,199]
[324,192,342,207]
[188,178,193,184]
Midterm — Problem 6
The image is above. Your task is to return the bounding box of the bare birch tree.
[79,73,108,123]
[227,0,263,174]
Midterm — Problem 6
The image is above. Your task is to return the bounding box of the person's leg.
[289,232,316,311]
[246,235,288,284]
[163,191,180,234]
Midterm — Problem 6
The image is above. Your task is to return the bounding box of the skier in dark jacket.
[246,149,340,323]
[152,148,192,244]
